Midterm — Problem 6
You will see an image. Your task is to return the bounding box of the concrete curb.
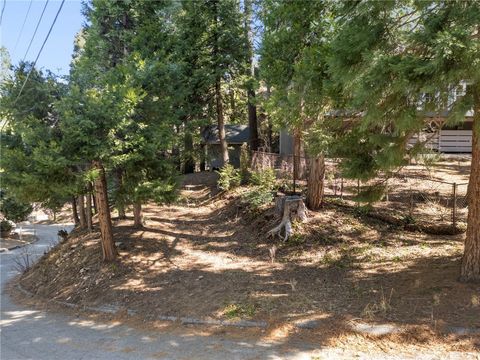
[16,284,268,329]
[16,284,479,335]
[0,235,39,253]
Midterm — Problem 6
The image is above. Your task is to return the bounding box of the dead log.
[268,195,307,242]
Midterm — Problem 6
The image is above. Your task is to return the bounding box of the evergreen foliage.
[0,191,33,223]
[328,1,480,178]
[260,0,331,136]
[0,220,13,233]
[216,164,241,191]
[0,63,76,211]
[1,1,479,276]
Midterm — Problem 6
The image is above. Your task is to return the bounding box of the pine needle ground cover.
[15,170,479,355]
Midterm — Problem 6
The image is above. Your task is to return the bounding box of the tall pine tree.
[329,1,480,281]
[260,0,332,208]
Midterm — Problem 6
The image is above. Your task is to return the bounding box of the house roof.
[201,125,250,144]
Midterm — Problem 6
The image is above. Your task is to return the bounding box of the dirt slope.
[18,172,479,352]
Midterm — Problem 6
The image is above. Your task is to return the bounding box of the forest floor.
[14,160,480,356]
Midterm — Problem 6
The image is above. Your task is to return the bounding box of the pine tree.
[244,0,259,151]
[63,0,180,243]
[329,1,480,281]
[0,63,77,217]
[176,0,247,167]
[260,0,331,208]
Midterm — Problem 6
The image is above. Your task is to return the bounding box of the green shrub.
[0,220,13,233]
[249,168,276,191]
[353,204,373,217]
[239,144,250,183]
[222,303,256,319]
[242,186,274,211]
[216,164,241,191]
[0,194,33,223]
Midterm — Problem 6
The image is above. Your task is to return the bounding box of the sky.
[1,0,84,76]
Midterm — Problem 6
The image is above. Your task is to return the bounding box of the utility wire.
[1,0,65,133]
[13,0,34,55]
[0,0,6,27]
[22,0,49,62]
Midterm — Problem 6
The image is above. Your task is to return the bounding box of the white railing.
[439,130,472,153]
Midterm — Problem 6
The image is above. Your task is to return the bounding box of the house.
[279,113,474,155]
[407,111,473,153]
[280,82,474,155]
[201,124,250,169]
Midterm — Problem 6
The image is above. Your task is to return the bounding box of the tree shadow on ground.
[18,191,479,354]
[90,242,480,351]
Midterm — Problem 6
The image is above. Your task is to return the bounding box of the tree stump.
[268,195,307,242]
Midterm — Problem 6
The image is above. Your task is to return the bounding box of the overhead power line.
[23,0,50,62]
[0,0,6,27]
[13,0,34,55]
[1,0,65,133]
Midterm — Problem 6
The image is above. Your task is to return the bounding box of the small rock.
[115,241,127,250]
[197,275,204,280]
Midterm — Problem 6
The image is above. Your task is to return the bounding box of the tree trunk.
[71,197,80,226]
[230,86,236,115]
[117,205,126,219]
[116,168,126,219]
[184,129,195,174]
[266,86,273,152]
[92,191,98,214]
[133,202,143,228]
[86,183,93,232]
[78,194,86,228]
[460,87,480,282]
[293,128,305,179]
[244,0,259,151]
[213,1,229,166]
[200,144,206,171]
[248,90,259,150]
[267,120,279,152]
[306,155,325,210]
[172,126,181,171]
[92,160,117,261]
[216,80,229,166]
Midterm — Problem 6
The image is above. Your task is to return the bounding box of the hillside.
[17,172,479,353]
